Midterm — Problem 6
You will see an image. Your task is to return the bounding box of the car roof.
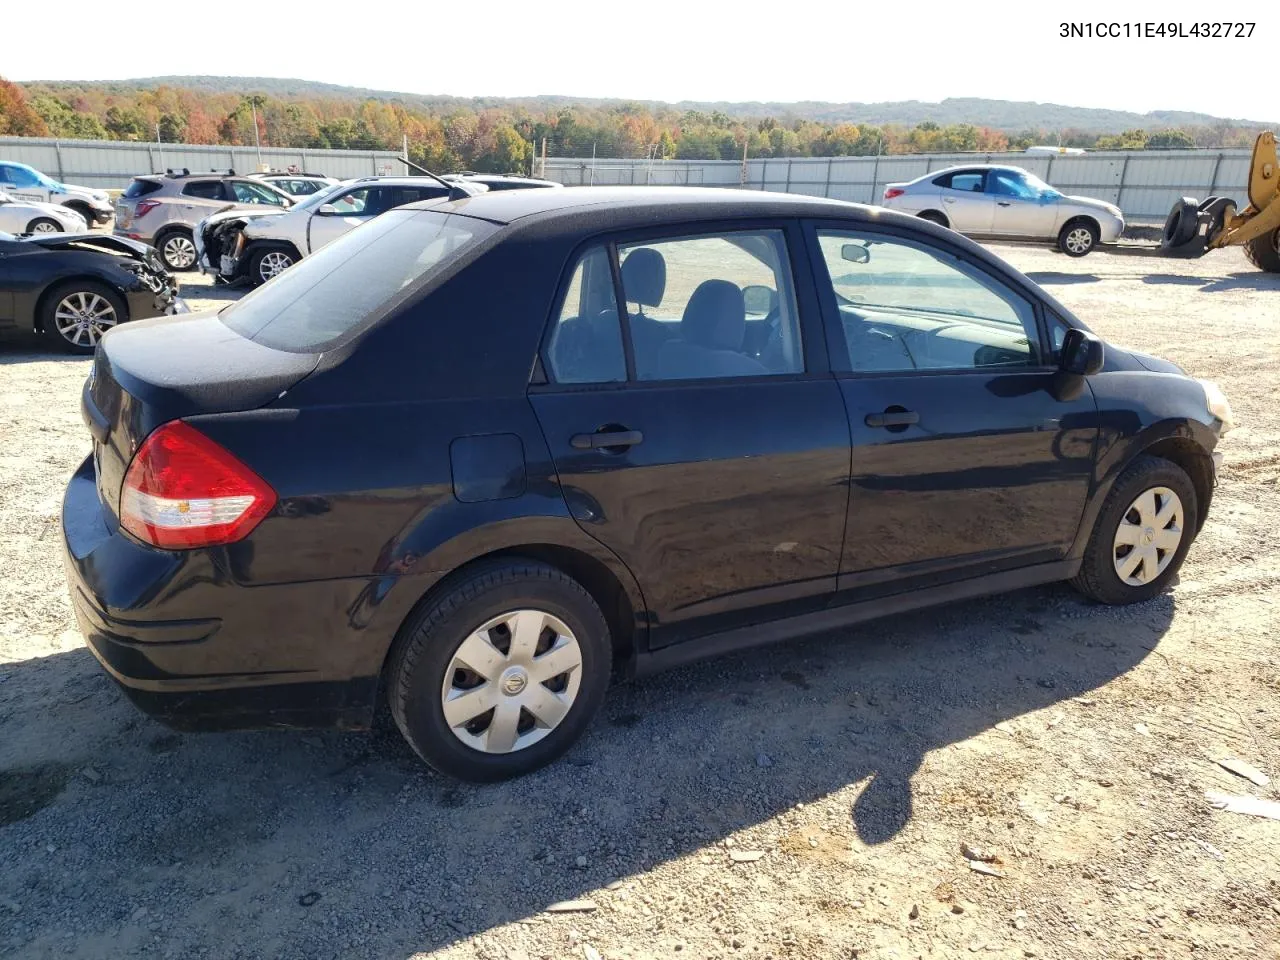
[409,186,870,227]
[927,164,1030,176]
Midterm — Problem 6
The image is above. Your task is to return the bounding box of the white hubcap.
[441,609,583,754]
[1065,228,1093,254]
[259,251,293,280]
[54,292,117,347]
[32,221,59,234]
[1113,486,1184,586]
[164,236,196,268]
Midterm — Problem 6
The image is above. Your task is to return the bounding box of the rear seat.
[619,248,676,378]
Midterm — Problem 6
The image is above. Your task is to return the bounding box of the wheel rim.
[32,220,59,234]
[440,609,583,755]
[1065,227,1093,254]
[54,291,118,348]
[1112,486,1184,586]
[163,235,196,268]
[259,251,293,281]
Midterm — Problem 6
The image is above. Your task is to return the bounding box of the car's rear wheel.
[26,218,62,234]
[1071,455,1198,605]
[250,247,295,285]
[156,229,197,272]
[387,559,611,781]
[917,210,949,228]
[40,280,126,354]
[1058,219,1099,257]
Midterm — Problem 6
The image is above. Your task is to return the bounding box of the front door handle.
[570,429,643,450]
[865,410,919,428]
[943,197,955,204]
[996,201,1012,207]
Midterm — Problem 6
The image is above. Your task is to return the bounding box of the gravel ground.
[2,246,1279,960]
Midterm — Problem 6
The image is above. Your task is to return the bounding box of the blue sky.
[6,0,1274,122]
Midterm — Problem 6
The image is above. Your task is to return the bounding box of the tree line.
[0,78,1263,175]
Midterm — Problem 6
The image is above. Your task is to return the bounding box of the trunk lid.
[83,311,319,518]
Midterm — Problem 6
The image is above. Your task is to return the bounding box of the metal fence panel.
[543,149,1255,222]
[0,136,402,190]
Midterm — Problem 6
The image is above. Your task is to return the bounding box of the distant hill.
[29,76,1276,132]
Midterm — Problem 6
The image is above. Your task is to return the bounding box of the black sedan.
[0,231,184,354]
[63,187,1232,781]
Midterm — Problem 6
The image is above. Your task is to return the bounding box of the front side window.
[1,164,40,188]
[232,181,288,206]
[618,230,802,380]
[545,246,626,384]
[815,230,1042,372]
[988,171,1041,200]
[324,188,372,215]
[220,210,497,352]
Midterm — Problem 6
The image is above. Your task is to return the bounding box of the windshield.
[220,209,498,352]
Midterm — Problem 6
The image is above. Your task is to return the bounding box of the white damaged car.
[0,190,89,234]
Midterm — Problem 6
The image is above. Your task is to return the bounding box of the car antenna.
[398,155,477,201]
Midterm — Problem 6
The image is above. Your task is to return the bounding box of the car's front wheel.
[26,217,62,235]
[250,246,295,285]
[1058,219,1100,257]
[40,280,126,354]
[387,559,612,781]
[1071,455,1198,604]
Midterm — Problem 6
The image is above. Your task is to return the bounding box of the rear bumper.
[61,456,381,730]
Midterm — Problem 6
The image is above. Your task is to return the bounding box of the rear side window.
[182,181,225,200]
[935,171,985,192]
[220,210,497,352]
[123,179,163,199]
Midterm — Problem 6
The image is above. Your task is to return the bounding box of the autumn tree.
[0,77,50,136]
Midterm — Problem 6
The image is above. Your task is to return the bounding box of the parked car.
[114,169,294,272]
[65,187,1232,781]
[0,190,89,234]
[196,176,477,285]
[0,161,115,227]
[0,230,183,353]
[248,173,339,198]
[880,165,1124,256]
[443,172,563,191]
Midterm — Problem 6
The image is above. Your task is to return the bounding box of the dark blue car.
[62,187,1233,781]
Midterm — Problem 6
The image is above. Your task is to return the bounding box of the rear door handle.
[942,197,955,203]
[865,411,919,428]
[570,429,643,450]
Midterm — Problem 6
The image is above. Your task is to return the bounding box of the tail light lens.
[883,187,905,200]
[133,200,161,219]
[120,421,277,549]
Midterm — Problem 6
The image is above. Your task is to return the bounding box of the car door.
[936,169,994,233]
[0,164,48,205]
[179,179,231,220]
[529,224,852,649]
[806,222,1098,599]
[0,239,17,324]
[988,169,1059,238]
[0,192,26,234]
[306,185,378,252]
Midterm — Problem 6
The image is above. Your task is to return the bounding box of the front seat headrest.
[621,248,666,309]
[682,279,745,351]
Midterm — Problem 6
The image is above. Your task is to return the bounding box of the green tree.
[1146,129,1196,149]
[104,105,148,140]
[472,124,532,173]
[157,112,186,143]
[31,95,107,139]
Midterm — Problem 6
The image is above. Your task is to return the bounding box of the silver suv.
[114,170,294,271]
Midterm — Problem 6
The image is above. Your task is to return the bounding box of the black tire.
[38,280,127,355]
[1058,218,1100,257]
[387,559,611,782]
[1243,227,1280,273]
[917,210,949,228]
[249,245,296,286]
[25,217,63,235]
[1070,455,1199,605]
[1160,197,1199,250]
[155,228,197,272]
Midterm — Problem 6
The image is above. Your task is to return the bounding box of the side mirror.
[1059,328,1104,376]
[742,284,778,316]
[841,242,871,264]
[317,203,338,216]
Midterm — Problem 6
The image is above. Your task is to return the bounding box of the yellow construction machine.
[1160,131,1280,271]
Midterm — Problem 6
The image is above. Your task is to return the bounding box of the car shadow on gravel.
[0,346,91,364]
[1142,272,1280,293]
[0,584,1171,958]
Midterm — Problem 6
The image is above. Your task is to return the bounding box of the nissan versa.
[63,187,1233,781]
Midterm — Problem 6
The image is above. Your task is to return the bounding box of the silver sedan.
[0,191,88,235]
[881,165,1124,256]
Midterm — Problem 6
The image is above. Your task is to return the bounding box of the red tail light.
[883,187,905,200]
[120,421,277,549]
[133,200,161,219]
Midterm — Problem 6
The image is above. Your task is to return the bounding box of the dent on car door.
[807,222,1098,598]
[529,225,852,649]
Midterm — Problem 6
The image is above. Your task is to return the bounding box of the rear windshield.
[220,210,497,353]
[123,179,162,198]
